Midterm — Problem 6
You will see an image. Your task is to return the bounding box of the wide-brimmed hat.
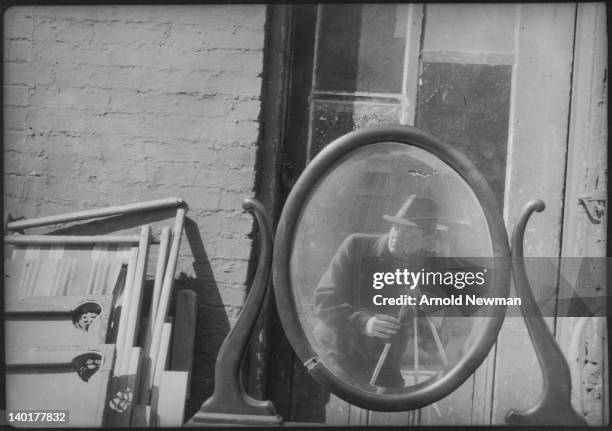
[382,195,439,231]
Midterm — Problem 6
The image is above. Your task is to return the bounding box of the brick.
[194,50,263,74]
[228,100,262,122]
[206,72,262,97]
[212,145,257,169]
[4,40,32,63]
[4,84,29,107]
[3,149,47,175]
[197,118,260,144]
[86,65,168,91]
[4,107,27,130]
[218,189,254,211]
[35,6,119,23]
[196,212,253,236]
[108,90,233,118]
[170,26,264,51]
[208,236,252,261]
[91,21,169,47]
[146,5,265,28]
[213,260,250,285]
[30,87,109,113]
[50,64,95,90]
[33,43,113,66]
[40,18,95,45]
[26,61,54,86]
[4,13,34,40]
[3,129,25,148]
[4,6,33,22]
[4,62,30,85]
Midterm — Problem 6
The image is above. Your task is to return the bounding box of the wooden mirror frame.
[272,124,511,411]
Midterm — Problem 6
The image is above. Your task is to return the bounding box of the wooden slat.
[148,226,171,341]
[113,247,139,373]
[153,323,173,394]
[119,347,143,428]
[6,344,114,368]
[6,345,115,427]
[4,234,160,245]
[150,322,173,425]
[5,296,114,349]
[156,371,189,427]
[121,226,151,371]
[143,208,186,401]
[139,226,171,403]
[169,289,197,393]
[131,404,152,427]
[4,256,125,299]
[6,197,183,231]
[5,294,111,313]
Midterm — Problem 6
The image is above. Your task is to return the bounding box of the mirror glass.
[290,142,494,393]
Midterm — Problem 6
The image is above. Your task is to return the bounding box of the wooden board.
[150,322,173,425]
[156,371,189,427]
[5,295,113,349]
[492,4,576,424]
[4,256,125,298]
[5,345,115,427]
[169,289,197,392]
[557,4,608,425]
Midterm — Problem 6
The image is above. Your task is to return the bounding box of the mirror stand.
[505,199,586,426]
[185,199,283,427]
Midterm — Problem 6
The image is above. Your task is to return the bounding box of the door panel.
[556,3,608,425]
[492,4,576,423]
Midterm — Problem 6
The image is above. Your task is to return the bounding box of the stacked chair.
[4,198,195,427]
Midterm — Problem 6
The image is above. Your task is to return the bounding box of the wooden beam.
[119,347,144,428]
[143,208,186,401]
[4,295,111,314]
[4,234,161,245]
[6,197,184,231]
[169,289,197,393]
[150,322,173,425]
[157,371,189,427]
[147,226,171,346]
[122,226,151,367]
[113,247,139,375]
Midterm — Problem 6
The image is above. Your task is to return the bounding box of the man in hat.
[313,195,443,388]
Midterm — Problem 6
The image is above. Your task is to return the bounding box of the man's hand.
[364,314,400,339]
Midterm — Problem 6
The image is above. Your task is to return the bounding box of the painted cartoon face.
[75,311,99,331]
[387,224,425,257]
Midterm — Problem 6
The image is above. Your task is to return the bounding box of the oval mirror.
[273,125,510,411]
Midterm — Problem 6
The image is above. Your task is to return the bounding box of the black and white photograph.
[2,2,608,428]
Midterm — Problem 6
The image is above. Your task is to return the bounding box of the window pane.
[315,4,407,94]
[423,4,516,54]
[416,63,512,203]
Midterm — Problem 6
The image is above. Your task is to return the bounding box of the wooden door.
[272,3,606,425]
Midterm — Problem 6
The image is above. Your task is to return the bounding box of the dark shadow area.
[179,216,231,420]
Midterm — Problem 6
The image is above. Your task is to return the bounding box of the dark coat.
[313,233,488,388]
[313,233,420,387]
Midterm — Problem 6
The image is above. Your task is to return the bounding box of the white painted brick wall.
[3,5,266,309]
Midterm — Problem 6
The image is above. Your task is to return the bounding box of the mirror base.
[185,412,283,426]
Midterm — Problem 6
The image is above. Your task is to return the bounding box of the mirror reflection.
[290,142,493,393]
